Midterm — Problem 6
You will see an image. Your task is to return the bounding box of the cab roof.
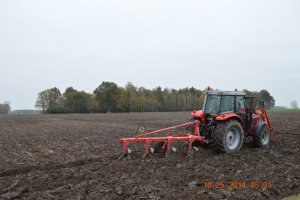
[205,90,245,96]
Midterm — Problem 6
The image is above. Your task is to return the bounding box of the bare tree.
[290,100,298,109]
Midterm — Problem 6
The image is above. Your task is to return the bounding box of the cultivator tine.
[165,139,173,157]
[187,138,200,156]
[171,147,177,152]
[142,153,148,158]
[118,140,131,160]
[188,138,193,154]
[118,148,132,160]
[162,141,167,150]
[165,151,170,157]
[150,147,155,153]
[142,139,155,158]
[118,153,128,160]
[121,141,129,154]
[193,146,199,151]
[118,153,126,160]
[118,151,126,160]
[142,139,150,158]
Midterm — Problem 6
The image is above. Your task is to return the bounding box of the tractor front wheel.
[214,120,244,153]
[253,125,270,147]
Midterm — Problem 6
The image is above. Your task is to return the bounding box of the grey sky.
[0,0,299,110]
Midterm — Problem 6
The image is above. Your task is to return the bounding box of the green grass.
[268,109,300,113]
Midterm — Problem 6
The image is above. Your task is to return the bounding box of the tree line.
[35,82,275,113]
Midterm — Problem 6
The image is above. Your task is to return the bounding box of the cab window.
[236,96,245,112]
[220,96,234,113]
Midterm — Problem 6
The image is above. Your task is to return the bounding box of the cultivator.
[119,120,205,158]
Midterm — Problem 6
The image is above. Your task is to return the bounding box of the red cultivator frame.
[119,120,205,158]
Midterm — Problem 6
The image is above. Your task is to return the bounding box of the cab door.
[235,96,250,130]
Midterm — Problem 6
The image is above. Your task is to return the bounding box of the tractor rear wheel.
[214,120,244,153]
[253,125,270,147]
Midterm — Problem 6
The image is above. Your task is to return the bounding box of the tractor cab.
[203,90,245,115]
[192,90,247,126]
[203,90,266,129]
[192,89,265,129]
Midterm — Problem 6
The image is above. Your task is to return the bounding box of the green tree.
[125,82,137,112]
[136,87,147,112]
[64,87,93,113]
[0,102,11,114]
[116,87,129,112]
[153,87,163,111]
[93,81,120,112]
[259,90,275,108]
[162,88,171,111]
[47,87,62,108]
[243,89,255,97]
[35,87,64,113]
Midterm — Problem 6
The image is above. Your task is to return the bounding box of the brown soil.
[0,112,299,199]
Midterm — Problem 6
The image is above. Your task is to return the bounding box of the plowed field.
[0,112,299,199]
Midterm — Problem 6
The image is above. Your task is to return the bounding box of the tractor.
[119,88,273,157]
[188,88,273,153]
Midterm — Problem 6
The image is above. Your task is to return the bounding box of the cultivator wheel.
[136,125,147,134]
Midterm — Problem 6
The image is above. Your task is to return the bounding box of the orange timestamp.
[204,180,272,189]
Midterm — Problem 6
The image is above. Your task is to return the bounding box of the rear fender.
[216,113,244,128]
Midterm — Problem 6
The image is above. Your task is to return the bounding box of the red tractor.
[119,89,273,157]
[188,89,273,153]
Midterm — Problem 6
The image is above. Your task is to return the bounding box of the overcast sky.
[0,0,299,110]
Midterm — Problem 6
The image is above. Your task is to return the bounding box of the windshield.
[204,95,221,114]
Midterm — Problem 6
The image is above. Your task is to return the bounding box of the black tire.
[213,120,244,153]
[253,125,270,147]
